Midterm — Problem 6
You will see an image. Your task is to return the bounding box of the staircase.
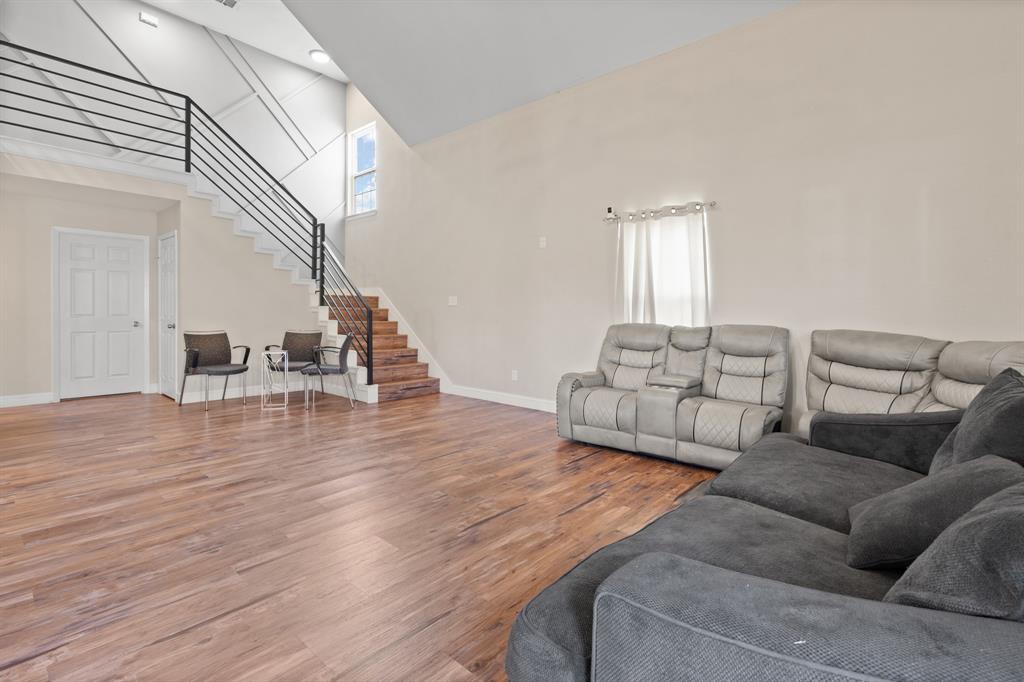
[323,295,439,401]
[0,38,440,404]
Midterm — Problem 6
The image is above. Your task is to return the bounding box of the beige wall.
[0,158,318,401]
[345,0,1024,423]
[0,187,161,395]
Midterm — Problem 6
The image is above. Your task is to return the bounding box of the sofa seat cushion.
[569,387,637,434]
[709,434,923,532]
[506,494,899,682]
[677,397,782,452]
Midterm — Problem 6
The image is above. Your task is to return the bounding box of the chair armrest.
[184,347,199,371]
[312,345,343,367]
[232,345,250,365]
[808,410,963,473]
[593,552,1023,682]
[556,371,605,438]
[646,373,701,390]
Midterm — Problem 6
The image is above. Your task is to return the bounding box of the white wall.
[345,0,1024,425]
[0,155,318,402]
[0,0,348,246]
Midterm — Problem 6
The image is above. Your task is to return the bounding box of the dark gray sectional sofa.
[508,365,1024,681]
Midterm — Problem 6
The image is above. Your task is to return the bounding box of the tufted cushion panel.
[917,341,1024,412]
[598,324,670,390]
[701,325,789,408]
[806,329,948,414]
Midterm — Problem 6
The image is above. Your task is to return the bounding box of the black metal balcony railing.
[0,39,373,385]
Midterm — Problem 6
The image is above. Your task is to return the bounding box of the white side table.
[261,350,288,410]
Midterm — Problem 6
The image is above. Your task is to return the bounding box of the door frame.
[51,226,151,400]
[157,231,180,400]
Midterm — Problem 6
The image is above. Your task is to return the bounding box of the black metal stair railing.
[0,39,373,384]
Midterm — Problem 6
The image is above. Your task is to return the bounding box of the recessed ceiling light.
[309,49,330,64]
[138,11,159,28]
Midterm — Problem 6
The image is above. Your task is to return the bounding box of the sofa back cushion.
[598,324,671,390]
[884,482,1024,621]
[663,326,712,380]
[701,325,789,407]
[806,330,948,414]
[916,341,1024,412]
[930,368,1024,473]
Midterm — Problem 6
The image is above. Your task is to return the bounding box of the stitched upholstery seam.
[737,407,749,451]
[614,393,625,431]
[691,401,704,441]
[821,383,833,411]
[906,338,926,370]
[611,348,622,388]
[760,355,767,406]
[582,389,594,426]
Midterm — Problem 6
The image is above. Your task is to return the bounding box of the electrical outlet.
[448,295,458,307]
[511,370,519,382]
[538,236,547,249]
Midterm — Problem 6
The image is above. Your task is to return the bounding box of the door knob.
[167,323,176,329]
[133,320,142,328]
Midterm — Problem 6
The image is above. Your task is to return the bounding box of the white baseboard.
[443,384,555,413]
[0,392,57,408]
[359,287,553,414]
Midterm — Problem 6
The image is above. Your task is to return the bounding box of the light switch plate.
[538,236,547,249]
[511,370,519,382]
[448,296,458,306]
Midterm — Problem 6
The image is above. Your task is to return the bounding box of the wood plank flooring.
[0,392,714,681]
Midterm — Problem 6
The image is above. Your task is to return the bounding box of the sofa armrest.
[808,410,962,473]
[556,371,605,438]
[593,553,1023,682]
[646,373,701,390]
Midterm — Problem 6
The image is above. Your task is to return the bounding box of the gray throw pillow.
[847,456,1024,568]
[930,368,1024,474]
[884,482,1024,621]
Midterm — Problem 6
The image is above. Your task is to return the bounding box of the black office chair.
[301,334,356,408]
[265,330,322,374]
[181,331,250,410]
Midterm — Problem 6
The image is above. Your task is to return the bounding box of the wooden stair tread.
[376,376,440,402]
[372,362,429,382]
[359,348,418,367]
[326,294,379,308]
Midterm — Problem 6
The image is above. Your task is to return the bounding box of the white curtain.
[615,209,709,326]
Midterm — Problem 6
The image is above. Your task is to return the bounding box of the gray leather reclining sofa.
[558,324,789,470]
[512,334,1024,682]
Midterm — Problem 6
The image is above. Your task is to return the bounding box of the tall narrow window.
[348,122,377,216]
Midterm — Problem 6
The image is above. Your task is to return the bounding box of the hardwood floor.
[0,392,714,681]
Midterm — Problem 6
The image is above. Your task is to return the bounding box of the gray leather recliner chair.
[800,329,1024,433]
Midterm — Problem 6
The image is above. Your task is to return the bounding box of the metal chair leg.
[204,374,209,411]
[320,374,325,394]
[222,375,229,401]
[242,374,246,406]
[304,374,309,410]
[179,374,187,405]
[345,372,355,408]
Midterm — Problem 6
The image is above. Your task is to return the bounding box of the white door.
[58,231,147,399]
[158,233,178,399]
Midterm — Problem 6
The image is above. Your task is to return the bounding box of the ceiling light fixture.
[309,49,330,64]
[138,11,159,28]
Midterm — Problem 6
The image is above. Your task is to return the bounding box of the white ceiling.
[284,0,794,145]
[141,0,347,82]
